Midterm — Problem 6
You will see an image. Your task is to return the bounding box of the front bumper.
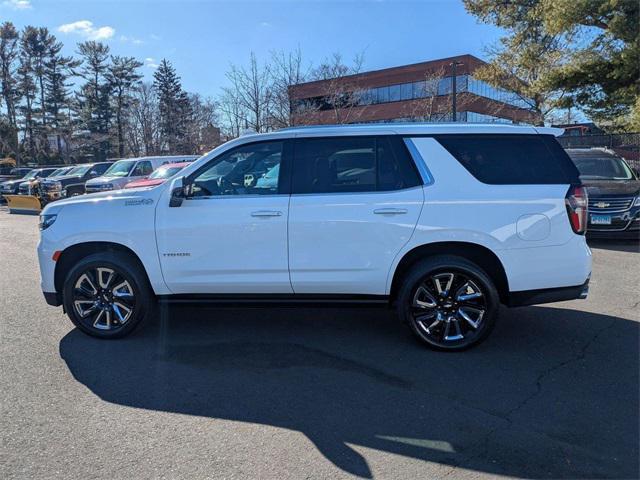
[587,205,640,240]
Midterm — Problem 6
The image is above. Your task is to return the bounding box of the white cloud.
[120,35,144,45]
[260,21,272,27]
[2,0,32,10]
[58,20,115,41]
[144,57,159,69]
[149,34,161,41]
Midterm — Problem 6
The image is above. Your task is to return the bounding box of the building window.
[400,83,413,101]
[388,84,401,102]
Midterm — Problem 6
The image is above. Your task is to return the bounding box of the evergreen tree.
[0,22,20,157]
[75,41,112,161]
[107,56,142,158]
[31,27,56,155]
[44,39,79,160]
[153,59,188,153]
[17,26,39,160]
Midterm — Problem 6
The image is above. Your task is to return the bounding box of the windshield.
[104,160,136,177]
[50,167,72,177]
[574,157,635,180]
[67,165,91,176]
[149,165,185,180]
[22,170,38,180]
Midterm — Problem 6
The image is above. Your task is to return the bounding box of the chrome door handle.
[373,208,408,215]
[251,210,283,217]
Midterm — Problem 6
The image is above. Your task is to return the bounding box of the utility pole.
[450,61,464,122]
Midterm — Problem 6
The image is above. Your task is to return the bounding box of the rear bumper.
[507,278,590,307]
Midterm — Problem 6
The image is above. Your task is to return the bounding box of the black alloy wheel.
[63,252,152,338]
[398,256,499,351]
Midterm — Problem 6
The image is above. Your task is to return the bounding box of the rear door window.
[292,136,421,194]
[435,134,580,185]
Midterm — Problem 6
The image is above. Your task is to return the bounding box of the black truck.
[38,162,113,203]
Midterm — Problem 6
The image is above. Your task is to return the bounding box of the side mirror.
[169,176,186,208]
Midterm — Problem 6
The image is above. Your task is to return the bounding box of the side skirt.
[156,293,390,308]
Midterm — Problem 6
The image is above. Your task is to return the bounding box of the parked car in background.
[124,161,194,189]
[1,168,49,197]
[566,148,640,240]
[39,162,113,203]
[86,156,198,193]
[9,167,33,178]
[24,166,74,196]
[38,124,591,351]
[17,167,61,195]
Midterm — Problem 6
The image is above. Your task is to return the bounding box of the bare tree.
[410,66,476,122]
[268,47,308,128]
[224,52,272,132]
[128,82,161,156]
[218,88,246,139]
[183,93,219,153]
[306,52,367,124]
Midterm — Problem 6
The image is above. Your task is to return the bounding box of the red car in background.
[124,162,193,189]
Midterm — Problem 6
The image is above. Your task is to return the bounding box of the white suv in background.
[37,124,591,350]
[85,156,198,193]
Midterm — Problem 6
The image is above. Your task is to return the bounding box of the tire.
[62,251,154,339]
[397,255,499,351]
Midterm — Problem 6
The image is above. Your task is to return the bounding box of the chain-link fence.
[557,133,640,170]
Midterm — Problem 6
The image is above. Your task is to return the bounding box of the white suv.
[37,124,591,350]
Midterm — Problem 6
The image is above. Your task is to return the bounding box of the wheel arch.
[54,241,152,297]
[389,241,510,304]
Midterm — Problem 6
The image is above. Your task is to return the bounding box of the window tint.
[436,134,580,185]
[190,141,283,197]
[292,136,421,194]
[94,163,111,175]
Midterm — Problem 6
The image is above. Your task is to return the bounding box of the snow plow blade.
[4,195,42,215]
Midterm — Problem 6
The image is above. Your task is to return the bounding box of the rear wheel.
[397,255,499,351]
[62,252,153,338]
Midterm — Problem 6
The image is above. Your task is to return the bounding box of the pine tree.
[153,59,187,153]
[18,26,39,160]
[0,22,20,158]
[75,41,112,161]
[107,56,142,158]
[44,39,79,160]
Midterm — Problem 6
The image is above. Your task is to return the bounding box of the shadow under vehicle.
[59,304,639,479]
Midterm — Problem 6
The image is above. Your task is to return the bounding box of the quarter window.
[436,134,580,185]
[190,141,283,197]
[292,136,421,194]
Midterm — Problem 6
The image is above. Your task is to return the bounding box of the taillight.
[565,185,588,235]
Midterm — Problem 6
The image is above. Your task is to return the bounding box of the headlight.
[634,196,640,207]
[39,214,57,231]
[102,183,114,189]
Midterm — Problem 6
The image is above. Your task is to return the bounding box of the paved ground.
[1,208,639,480]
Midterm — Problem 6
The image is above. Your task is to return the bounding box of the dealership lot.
[1,208,638,479]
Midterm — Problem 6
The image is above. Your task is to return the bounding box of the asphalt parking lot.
[1,207,638,480]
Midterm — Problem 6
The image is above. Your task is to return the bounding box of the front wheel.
[62,252,154,338]
[397,255,499,351]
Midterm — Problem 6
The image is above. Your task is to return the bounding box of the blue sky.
[1,0,504,98]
